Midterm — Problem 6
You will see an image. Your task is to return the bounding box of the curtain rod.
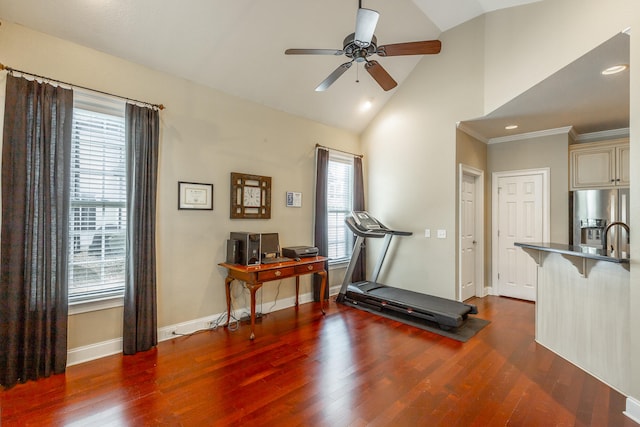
[315,144,363,158]
[0,63,165,111]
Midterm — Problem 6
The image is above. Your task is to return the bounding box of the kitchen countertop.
[514,242,629,264]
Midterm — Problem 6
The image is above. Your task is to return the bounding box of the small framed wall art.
[286,191,302,207]
[178,181,213,210]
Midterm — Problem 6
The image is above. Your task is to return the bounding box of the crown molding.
[573,128,629,143]
[457,124,628,145]
[568,127,579,141]
[456,122,489,144]
[487,126,574,144]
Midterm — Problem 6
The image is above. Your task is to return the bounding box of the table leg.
[318,269,327,315]
[295,276,300,307]
[247,283,262,340]
[224,276,233,327]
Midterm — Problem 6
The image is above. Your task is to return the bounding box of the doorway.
[491,168,550,301]
[458,164,484,301]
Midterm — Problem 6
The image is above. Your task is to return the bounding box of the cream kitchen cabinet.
[569,138,629,190]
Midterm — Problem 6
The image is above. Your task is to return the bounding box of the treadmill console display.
[352,211,383,231]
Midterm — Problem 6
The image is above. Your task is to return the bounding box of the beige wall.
[483,0,636,114]
[2,0,640,407]
[361,16,486,300]
[456,130,487,171]
[363,0,639,404]
[488,133,570,244]
[0,21,359,348]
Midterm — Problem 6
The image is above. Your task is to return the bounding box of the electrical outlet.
[437,229,446,239]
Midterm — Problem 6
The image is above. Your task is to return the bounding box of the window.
[67,92,127,304]
[327,152,354,264]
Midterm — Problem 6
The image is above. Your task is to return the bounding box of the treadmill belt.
[345,281,477,329]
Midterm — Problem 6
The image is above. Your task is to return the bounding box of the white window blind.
[327,153,354,263]
[68,92,127,303]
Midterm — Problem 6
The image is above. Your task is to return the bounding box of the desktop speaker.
[226,239,239,264]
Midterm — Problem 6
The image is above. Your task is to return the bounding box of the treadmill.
[337,211,478,330]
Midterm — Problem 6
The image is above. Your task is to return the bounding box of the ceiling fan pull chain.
[356,63,360,83]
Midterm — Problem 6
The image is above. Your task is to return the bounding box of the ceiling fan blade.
[377,40,442,56]
[285,48,344,55]
[315,62,353,92]
[364,60,397,91]
[354,8,379,47]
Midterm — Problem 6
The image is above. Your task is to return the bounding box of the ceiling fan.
[284,1,442,92]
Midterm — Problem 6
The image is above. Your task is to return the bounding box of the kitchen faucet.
[602,221,630,253]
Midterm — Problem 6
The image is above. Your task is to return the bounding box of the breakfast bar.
[515,242,630,394]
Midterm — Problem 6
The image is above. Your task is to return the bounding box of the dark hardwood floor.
[1,296,635,426]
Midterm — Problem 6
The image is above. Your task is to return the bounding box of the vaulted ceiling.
[0,0,543,134]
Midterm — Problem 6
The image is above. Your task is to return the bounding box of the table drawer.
[295,262,323,275]
[257,267,294,281]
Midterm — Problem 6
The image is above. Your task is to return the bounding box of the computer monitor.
[260,233,280,259]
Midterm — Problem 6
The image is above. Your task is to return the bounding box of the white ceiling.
[0,0,543,134]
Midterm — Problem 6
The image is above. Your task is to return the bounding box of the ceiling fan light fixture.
[601,64,628,75]
[360,99,373,112]
[284,2,441,91]
[354,8,379,48]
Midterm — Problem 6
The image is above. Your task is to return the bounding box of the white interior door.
[496,172,545,301]
[459,164,484,302]
[461,173,477,301]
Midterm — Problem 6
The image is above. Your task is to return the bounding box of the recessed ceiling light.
[505,124,518,130]
[360,100,373,112]
[601,64,628,75]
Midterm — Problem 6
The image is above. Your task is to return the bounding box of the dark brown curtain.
[313,148,329,302]
[0,75,73,388]
[123,104,159,355]
[352,156,366,282]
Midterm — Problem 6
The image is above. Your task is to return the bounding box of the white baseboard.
[67,338,123,366]
[66,286,340,367]
[485,285,498,296]
[625,397,640,424]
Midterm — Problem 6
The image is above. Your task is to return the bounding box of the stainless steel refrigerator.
[571,188,630,254]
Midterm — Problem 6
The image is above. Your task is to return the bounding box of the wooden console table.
[219,256,328,340]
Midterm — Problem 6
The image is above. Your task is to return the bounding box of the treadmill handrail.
[345,216,412,238]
